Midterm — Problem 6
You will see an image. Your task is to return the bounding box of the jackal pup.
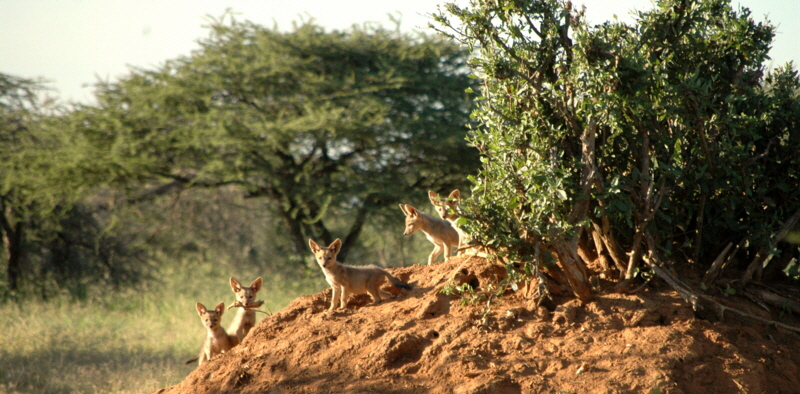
[428,189,470,250]
[194,301,238,365]
[228,277,263,342]
[429,189,461,222]
[399,203,459,265]
[308,238,411,313]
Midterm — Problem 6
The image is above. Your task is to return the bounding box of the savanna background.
[1,0,799,393]
[1,14,479,393]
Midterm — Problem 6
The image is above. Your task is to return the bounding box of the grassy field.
[0,258,323,394]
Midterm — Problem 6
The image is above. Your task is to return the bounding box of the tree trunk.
[593,216,628,276]
[338,201,371,263]
[303,197,333,246]
[551,118,598,302]
[691,193,707,264]
[551,237,593,302]
[279,208,308,256]
[1,211,24,292]
[307,221,333,248]
[260,184,312,256]
[741,208,800,284]
[587,222,613,277]
[625,123,651,280]
[625,226,645,280]
[576,235,597,267]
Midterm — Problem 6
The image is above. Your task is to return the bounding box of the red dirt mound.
[153,255,800,394]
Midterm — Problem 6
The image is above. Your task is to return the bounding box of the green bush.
[434,0,800,299]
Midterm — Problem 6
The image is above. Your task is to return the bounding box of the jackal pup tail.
[388,273,412,290]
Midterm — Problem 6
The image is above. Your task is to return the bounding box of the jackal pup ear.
[449,189,461,200]
[428,191,440,204]
[230,277,242,291]
[308,238,321,252]
[196,302,207,315]
[329,238,342,254]
[398,204,409,216]
[250,277,263,292]
[214,301,225,316]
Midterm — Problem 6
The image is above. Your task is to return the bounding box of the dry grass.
[0,259,319,394]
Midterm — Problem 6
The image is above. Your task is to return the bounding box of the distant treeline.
[0,17,480,299]
[3,0,800,304]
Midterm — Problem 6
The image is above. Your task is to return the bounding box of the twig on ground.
[642,244,800,334]
[742,208,800,283]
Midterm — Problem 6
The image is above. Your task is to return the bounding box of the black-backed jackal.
[428,189,471,251]
[308,238,411,313]
[228,277,263,342]
[193,301,238,365]
[399,203,459,265]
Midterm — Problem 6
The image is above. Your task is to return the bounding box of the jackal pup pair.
[399,189,469,265]
[192,276,263,365]
[308,238,411,313]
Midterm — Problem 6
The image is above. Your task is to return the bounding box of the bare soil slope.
[153,255,800,394]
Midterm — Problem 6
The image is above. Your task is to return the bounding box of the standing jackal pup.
[228,277,263,342]
[429,189,461,222]
[308,238,411,313]
[399,203,459,265]
[195,301,238,365]
[429,189,470,250]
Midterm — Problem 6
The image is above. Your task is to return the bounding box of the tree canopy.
[72,16,480,261]
[1,73,148,298]
[435,0,800,302]
[1,17,481,298]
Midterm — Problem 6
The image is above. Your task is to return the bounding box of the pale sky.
[1,0,797,104]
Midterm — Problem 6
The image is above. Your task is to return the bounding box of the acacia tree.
[0,73,80,293]
[435,0,799,302]
[0,73,43,292]
[73,16,479,261]
[1,73,147,298]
